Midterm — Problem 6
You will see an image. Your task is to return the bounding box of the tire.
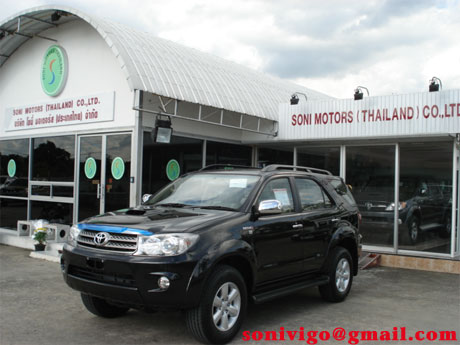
[439,214,451,238]
[81,293,129,318]
[319,247,353,303]
[185,265,247,344]
[407,216,420,244]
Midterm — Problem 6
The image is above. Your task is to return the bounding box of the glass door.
[77,134,131,221]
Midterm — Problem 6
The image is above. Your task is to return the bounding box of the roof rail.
[261,165,332,175]
[199,164,258,171]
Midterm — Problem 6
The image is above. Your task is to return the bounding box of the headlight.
[135,233,199,256]
[67,225,80,246]
[385,202,407,211]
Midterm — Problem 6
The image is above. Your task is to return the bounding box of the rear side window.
[295,178,333,211]
[329,178,356,206]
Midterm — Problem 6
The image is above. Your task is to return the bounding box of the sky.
[1,0,459,99]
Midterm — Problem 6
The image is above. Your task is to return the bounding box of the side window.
[257,178,294,213]
[295,178,332,211]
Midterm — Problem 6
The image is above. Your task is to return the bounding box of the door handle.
[292,224,303,229]
[97,184,101,199]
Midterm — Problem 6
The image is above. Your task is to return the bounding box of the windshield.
[146,173,260,210]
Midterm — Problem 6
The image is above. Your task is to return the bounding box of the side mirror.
[419,188,427,196]
[258,200,283,215]
[142,194,153,204]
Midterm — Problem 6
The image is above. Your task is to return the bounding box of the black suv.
[61,165,361,344]
[355,175,451,244]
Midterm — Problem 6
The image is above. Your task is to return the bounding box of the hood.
[81,206,236,235]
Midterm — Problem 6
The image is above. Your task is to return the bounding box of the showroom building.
[0,6,459,261]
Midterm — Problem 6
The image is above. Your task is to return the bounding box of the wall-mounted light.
[51,11,61,22]
[429,77,442,92]
[290,92,308,105]
[354,86,369,100]
[152,117,173,143]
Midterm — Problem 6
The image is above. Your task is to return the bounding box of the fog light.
[158,276,170,290]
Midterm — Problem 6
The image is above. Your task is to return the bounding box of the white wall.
[0,19,134,139]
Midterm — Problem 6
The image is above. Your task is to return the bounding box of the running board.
[252,276,329,304]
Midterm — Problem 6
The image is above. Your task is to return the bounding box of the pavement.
[0,244,459,345]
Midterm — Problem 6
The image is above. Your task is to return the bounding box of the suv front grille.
[77,229,138,253]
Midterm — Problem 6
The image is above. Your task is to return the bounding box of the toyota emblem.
[93,232,110,246]
[365,202,373,210]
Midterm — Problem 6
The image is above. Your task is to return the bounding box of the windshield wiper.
[197,205,238,211]
[155,203,189,208]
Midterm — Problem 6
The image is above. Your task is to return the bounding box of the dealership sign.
[4,92,115,131]
[278,89,460,140]
[41,45,68,97]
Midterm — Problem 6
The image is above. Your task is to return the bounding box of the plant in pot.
[33,230,47,251]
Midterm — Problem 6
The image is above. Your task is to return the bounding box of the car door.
[294,177,342,272]
[251,177,306,284]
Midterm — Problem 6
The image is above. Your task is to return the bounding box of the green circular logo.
[111,157,125,180]
[7,159,16,177]
[41,45,68,96]
[84,157,97,179]
[166,159,180,181]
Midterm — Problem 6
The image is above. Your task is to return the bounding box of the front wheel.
[407,216,420,244]
[439,214,451,238]
[185,265,247,344]
[80,293,129,318]
[319,247,353,303]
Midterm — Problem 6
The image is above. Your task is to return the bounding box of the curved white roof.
[0,6,331,120]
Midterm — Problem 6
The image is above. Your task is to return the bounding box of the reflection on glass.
[297,147,340,176]
[258,147,293,167]
[33,136,75,181]
[399,142,452,254]
[142,134,203,195]
[346,146,395,247]
[105,134,131,213]
[0,198,28,230]
[0,139,29,197]
[147,173,260,210]
[31,201,73,225]
[78,136,102,221]
[206,141,252,166]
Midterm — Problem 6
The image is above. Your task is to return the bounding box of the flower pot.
[34,243,46,251]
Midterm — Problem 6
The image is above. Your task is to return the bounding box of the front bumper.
[61,245,203,310]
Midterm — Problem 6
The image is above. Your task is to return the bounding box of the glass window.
[258,147,293,167]
[0,198,28,230]
[295,178,332,211]
[31,201,73,225]
[206,141,252,166]
[297,147,340,176]
[32,136,75,182]
[0,139,29,197]
[105,134,131,213]
[142,134,203,195]
[399,142,452,254]
[148,173,260,210]
[257,178,294,213]
[346,146,395,247]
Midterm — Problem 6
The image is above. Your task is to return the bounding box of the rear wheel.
[81,293,129,318]
[319,247,353,303]
[185,265,247,344]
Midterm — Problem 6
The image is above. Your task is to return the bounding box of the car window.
[295,178,331,211]
[257,178,294,213]
[329,178,356,206]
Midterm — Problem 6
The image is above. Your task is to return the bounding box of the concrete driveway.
[1,244,459,345]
